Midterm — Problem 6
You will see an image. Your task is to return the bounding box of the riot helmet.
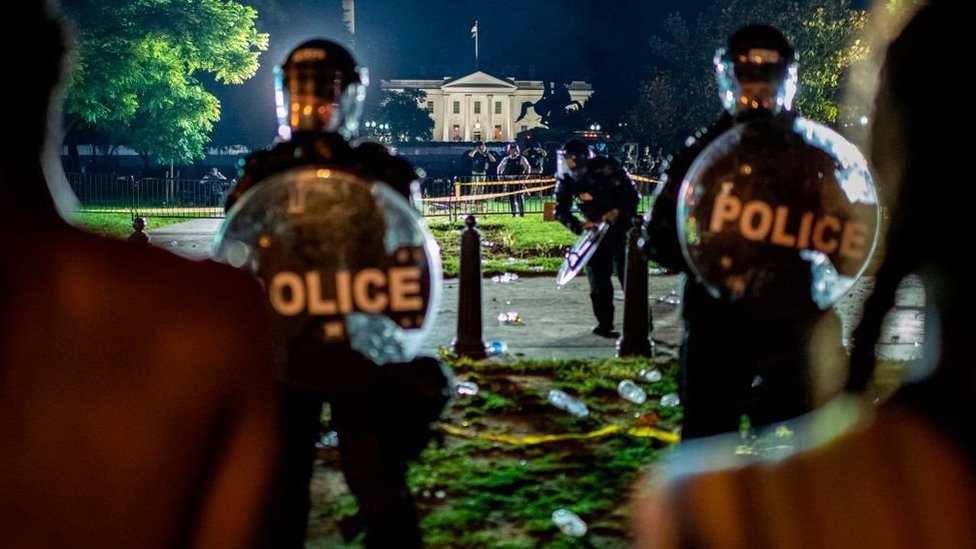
[557,139,593,180]
[714,25,797,117]
[274,39,367,140]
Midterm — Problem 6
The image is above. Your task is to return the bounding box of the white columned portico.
[381,71,593,143]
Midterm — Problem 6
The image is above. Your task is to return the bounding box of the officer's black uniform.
[644,26,843,440]
[555,141,640,337]
[497,144,530,217]
[226,40,448,549]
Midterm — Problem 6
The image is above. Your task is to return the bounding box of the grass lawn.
[306,356,907,548]
[427,215,580,278]
[307,355,681,548]
[71,211,184,238]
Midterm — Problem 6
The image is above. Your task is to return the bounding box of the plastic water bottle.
[547,389,589,417]
[497,311,521,325]
[551,509,587,537]
[485,340,508,356]
[315,431,339,448]
[617,380,647,404]
[455,380,479,397]
[638,368,662,383]
[660,392,681,407]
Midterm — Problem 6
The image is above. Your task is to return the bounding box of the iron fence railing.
[66,172,660,220]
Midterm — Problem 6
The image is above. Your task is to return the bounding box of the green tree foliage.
[372,88,434,143]
[627,0,867,150]
[59,0,268,166]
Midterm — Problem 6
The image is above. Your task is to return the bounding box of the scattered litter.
[617,380,647,404]
[455,380,479,397]
[315,431,339,448]
[491,272,519,283]
[660,392,681,407]
[547,389,589,417]
[552,509,587,537]
[638,368,662,383]
[485,341,508,355]
[497,312,522,325]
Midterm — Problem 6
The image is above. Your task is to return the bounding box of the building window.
[451,124,461,141]
[521,125,528,132]
[426,101,434,113]
[452,101,460,114]
[495,102,502,114]
[474,101,481,114]
[473,131,482,142]
[493,125,502,141]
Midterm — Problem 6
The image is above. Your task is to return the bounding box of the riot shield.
[677,116,879,312]
[215,165,441,390]
[556,221,610,287]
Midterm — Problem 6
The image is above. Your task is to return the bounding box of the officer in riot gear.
[555,139,640,338]
[226,39,420,210]
[222,39,448,548]
[644,25,869,439]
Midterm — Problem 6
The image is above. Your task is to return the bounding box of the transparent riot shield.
[556,221,610,287]
[677,116,879,312]
[215,166,441,389]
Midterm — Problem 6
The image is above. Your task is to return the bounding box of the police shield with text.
[217,39,449,548]
[645,25,878,439]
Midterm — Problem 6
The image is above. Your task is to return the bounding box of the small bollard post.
[453,215,487,359]
[617,216,653,357]
[128,216,150,245]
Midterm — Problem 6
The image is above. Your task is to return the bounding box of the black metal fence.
[66,172,659,220]
[67,173,229,218]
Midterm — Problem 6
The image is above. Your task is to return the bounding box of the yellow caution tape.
[453,177,556,187]
[422,184,556,203]
[629,175,662,185]
[439,422,680,445]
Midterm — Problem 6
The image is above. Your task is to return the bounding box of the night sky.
[212,0,692,147]
[212,0,869,147]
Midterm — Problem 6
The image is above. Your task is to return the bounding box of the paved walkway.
[148,218,925,362]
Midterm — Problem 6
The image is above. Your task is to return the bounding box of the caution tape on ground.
[439,422,680,445]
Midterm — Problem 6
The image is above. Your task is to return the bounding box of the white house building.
[381,71,593,143]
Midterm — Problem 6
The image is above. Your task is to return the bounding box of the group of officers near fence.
[8,2,972,548]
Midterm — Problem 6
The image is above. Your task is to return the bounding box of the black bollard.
[128,216,150,244]
[453,215,487,359]
[617,216,653,357]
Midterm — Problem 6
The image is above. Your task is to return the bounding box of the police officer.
[496,143,531,217]
[635,7,974,547]
[644,25,848,439]
[524,141,548,175]
[555,139,640,338]
[226,39,448,548]
[465,141,495,197]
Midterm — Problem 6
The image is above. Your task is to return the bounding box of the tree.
[627,0,867,150]
[58,0,268,168]
[371,88,434,143]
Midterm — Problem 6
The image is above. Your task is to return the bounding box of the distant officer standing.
[524,141,548,175]
[496,143,531,217]
[466,141,495,195]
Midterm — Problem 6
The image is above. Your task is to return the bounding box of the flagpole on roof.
[471,20,479,70]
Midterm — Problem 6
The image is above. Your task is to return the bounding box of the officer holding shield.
[644,26,875,439]
[555,139,640,338]
[221,40,448,548]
